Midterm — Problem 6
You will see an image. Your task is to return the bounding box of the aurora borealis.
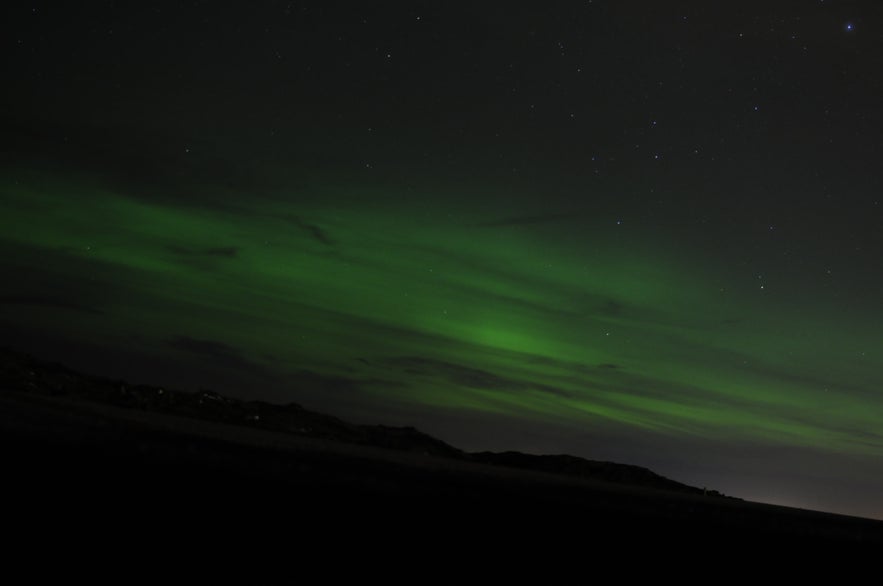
[3,1,883,519]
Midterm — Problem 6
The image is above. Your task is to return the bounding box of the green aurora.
[3,174,881,479]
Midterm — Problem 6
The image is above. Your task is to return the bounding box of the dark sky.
[2,1,882,520]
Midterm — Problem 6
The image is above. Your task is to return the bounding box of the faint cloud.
[0,295,103,314]
[384,356,571,397]
[286,215,335,246]
[167,245,239,258]
[168,335,267,375]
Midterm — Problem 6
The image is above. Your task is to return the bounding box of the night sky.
[2,1,882,520]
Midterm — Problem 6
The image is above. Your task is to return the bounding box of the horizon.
[2,342,879,521]
[2,1,882,521]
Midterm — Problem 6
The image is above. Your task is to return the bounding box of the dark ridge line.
[0,345,730,497]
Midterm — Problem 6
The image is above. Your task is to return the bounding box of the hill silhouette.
[2,345,881,578]
[0,345,725,493]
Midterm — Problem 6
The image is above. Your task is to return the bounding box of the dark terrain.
[2,347,881,577]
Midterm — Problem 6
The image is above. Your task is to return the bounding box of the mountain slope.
[0,345,711,492]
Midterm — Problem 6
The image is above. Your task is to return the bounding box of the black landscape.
[3,347,880,578]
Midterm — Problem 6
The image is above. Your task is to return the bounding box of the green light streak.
[1,175,881,459]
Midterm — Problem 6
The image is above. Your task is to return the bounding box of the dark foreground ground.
[2,390,881,579]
